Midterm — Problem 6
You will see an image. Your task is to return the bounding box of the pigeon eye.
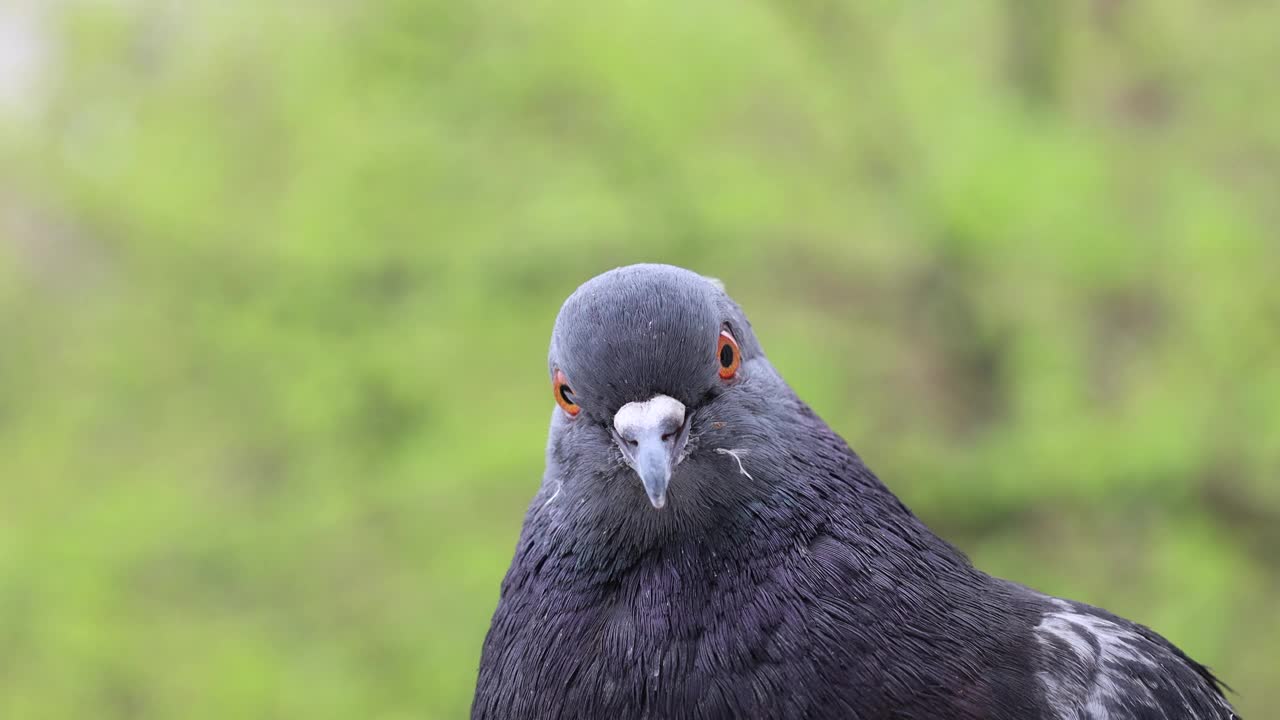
[717,330,741,379]
[553,369,580,416]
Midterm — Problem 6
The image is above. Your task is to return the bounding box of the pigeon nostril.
[661,431,674,442]
[628,439,638,447]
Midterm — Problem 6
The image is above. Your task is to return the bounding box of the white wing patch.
[1035,600,1197,719]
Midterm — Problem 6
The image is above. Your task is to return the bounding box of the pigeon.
[473,264,1238,720]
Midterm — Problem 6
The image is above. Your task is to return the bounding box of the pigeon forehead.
[555,265,718,333]
[549,265,726,408]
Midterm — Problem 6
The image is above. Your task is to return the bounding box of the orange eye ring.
[717,330,741,379]
[553,369,580,416]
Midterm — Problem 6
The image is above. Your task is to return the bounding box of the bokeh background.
[2,1,1278,717]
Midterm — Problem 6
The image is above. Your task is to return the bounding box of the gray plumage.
[474,264,1238,720]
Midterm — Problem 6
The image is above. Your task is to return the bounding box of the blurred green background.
[2,1,1278,717]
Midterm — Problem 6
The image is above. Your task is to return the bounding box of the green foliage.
[2,1,1277,717]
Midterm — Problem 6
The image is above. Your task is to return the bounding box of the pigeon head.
[546,264,786,515]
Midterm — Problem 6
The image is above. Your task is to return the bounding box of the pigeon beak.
[631,439,673,510]
[612,395,689,510]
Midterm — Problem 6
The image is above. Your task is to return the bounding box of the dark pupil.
[719,343,735,368]
[559,384,575,405]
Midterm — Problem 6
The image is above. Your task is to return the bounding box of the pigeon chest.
[478,531,1021,719]
[482,552,829,719]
